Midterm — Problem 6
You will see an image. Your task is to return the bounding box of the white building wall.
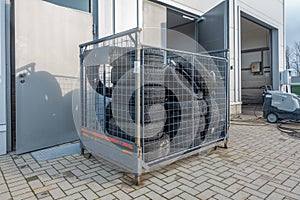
[155,0,224,15]
[15,0,93,77]
[142,0,167,48]
[98,0,138,38]
[0,0,7,155]
[228,0,241,113]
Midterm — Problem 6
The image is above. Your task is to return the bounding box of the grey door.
[197,0,227,54]
[14,0,93,154]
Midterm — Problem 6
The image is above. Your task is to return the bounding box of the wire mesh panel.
[79,28,228,181]
[140,48,228,164]
[80,29,142,173]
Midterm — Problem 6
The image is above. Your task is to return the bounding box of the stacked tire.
[90,48,225,163]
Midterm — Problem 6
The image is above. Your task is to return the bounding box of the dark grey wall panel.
[198,1,226,52]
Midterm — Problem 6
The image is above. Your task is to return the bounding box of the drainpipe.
[0,0,7,155]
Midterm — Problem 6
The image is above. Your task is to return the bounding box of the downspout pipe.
[0,0,7,155]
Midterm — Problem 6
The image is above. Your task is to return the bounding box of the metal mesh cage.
[79,28,229,182]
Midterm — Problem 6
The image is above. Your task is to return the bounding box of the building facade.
[0,0,285,155]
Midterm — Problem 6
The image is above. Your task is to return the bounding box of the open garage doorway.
[241,17,272,106]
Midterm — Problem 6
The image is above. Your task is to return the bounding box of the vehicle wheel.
[267,113,278,123]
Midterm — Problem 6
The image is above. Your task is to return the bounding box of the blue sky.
[286,0,300,47]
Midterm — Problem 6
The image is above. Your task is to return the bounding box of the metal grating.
[31,143,80,162]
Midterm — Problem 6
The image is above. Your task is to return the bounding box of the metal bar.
[52,75,78,79]
[128,34,137,46]
[112,0,115,34]
[0,0,6,154]
[241,47,269,54]
[79,27,142,48]
[192,55,195,147]
[199,49,230,54]
[9,0,16,151]
[135,31,142,174]
[141,48,145,160]
[92,0,98,39]
[5,0,12,152]
[80,47,84,127]
[242,87,265,89]
[226,55,230,131]
[103,64,106,130]
[144,140,223,172]
[145,138,226,166]
[261,50,264,74]
[144,45,228,61]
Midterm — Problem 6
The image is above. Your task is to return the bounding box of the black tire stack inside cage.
[80,29,228,181]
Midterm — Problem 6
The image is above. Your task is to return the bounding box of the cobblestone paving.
[0,122,300,200]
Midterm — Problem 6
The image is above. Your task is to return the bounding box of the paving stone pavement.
[0,121,300,200]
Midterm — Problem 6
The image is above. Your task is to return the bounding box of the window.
[43,0,91,12]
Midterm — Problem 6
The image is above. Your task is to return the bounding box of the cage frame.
[79,28,229,185]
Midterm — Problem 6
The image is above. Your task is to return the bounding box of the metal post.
[192,55,195,147]
[225,52,229,148]
[0,0,7,155]
[135,30,142,185]
[92,0,98,39]
[103,64,106,130]
[80,47,85,128]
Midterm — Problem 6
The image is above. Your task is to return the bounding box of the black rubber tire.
[143,48,165,68]
[164,67,196,102]
[194,116,206,146]
[144,85,166,104]
[204,98,221,142]
[85,66,113,97]
[111,50,165,85]
[113,103,166,140]
[143,134,170,162]
[111,85,165,105]
[111,65,133,85]
[107,118,136,142]
[165,101,201,152]
[107,116,166,143]
[267,113,278,123]
[164,102,181,135]
[198,100,208,116]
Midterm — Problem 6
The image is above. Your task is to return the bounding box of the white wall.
[142,0,167,48]
[98,0,114,37]
[0,0,7,155]
[155,0,224,15]
[98,0,138,38]
[15,0,92,77]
